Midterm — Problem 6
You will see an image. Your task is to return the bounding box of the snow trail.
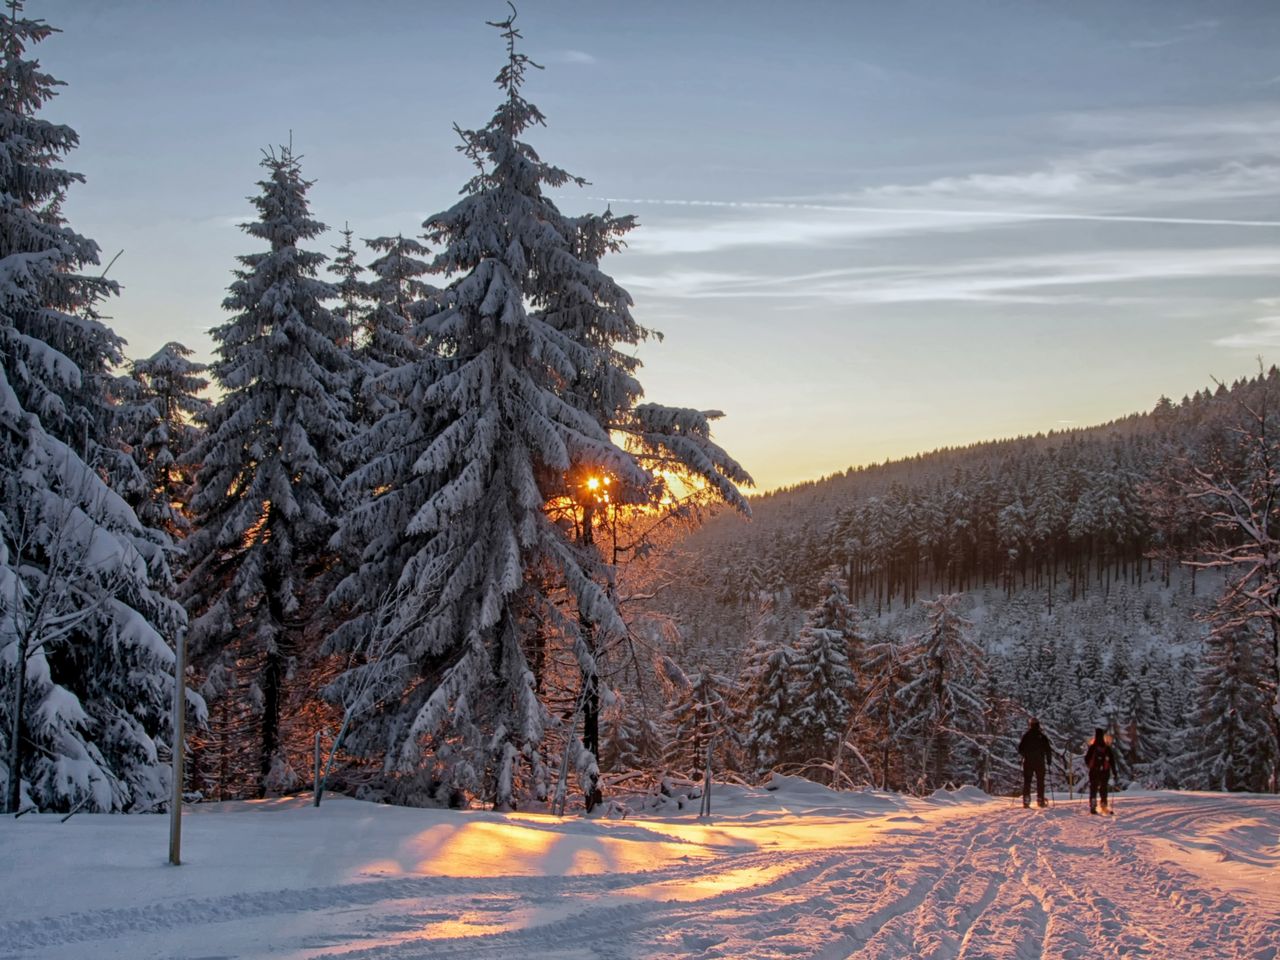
[1,791,1276,959]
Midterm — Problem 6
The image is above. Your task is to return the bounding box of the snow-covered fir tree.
[789,570,857,781]
[1188,621,1277,792]
[361,235,430,371]
[182,145,351,797]
[327,9,749,810]
[118,342,210,539]
[656,654,739,776]
[862,626,908,789]
[327,223,366,351]
[742,593,798,778]
[896,593,987,789]
[354,234,432,424]
[599,687,663,774]
[1182,371,1280,780]
[0,4,182,814]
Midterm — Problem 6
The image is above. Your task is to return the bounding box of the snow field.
[0,782,1277,959]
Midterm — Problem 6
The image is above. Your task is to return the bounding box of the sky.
[36,0,1280,490]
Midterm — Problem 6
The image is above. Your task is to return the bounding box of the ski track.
[4,794,1277,960]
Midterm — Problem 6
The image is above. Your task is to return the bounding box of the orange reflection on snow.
[416,820,561,876]
[350,814,712,882]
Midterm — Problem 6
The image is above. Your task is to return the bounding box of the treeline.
[685,386,1245,616]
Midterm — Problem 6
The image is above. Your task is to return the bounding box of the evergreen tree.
[790,571,857,779]
[863,626,908,790]
[182,145,351,797]
[355,234,431,424]
[600,686,662,774]
[0,4,182,814]
[1182,370,1280,777]
[327,223,366,351]
[118,342,210,539]
[1189,622,1277,792]
[897,594,986,789]
[656,654,738,776]
[362,234,430,372]
[742,594,797,777]
[328,10,748,811]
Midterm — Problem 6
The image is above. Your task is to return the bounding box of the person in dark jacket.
[1084,728,1117,815]
[1017,717,1052,808]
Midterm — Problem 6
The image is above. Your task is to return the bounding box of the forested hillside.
[636,374,1279,796]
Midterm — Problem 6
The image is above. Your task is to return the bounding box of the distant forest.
[638,372,1279,798]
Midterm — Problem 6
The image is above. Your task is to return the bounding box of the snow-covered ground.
[2,780,1277,959]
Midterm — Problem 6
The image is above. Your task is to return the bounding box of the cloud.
[861,107,1280,213]
[1214,316,1280,348]
[596,103,1280,256]
[1128,18,1218,49]
[605,195,1280,258]
[619,247,1280,306]
[553,49,597,65]
[602,101,1280,318]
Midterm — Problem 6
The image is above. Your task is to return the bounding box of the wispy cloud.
[619,247,1280,306]
[604,195,1280,258]
[1128,18,1218,50]
[1214,314,1280,348]
[551,49,597,65]
[596,103,1280,259]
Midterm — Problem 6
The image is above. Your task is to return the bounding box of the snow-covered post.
[169,627,186,865]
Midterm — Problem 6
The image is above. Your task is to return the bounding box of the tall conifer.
[182,146,351,796]
[0,3,181,813]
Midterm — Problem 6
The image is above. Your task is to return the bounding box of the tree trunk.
[4,633,30,814]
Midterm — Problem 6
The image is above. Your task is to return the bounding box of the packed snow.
[2,779,1277,959]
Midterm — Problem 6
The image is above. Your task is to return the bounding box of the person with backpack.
[1017,717,1052,808]
[1084,727,1117,815]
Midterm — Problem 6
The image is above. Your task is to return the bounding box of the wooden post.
[699,741,712,819]
[312,730,324,806]
[168,628,186,866]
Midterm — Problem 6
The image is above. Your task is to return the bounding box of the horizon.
[750,368,1236,494]
[35,0,1280,490]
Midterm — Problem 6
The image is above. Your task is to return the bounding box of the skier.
[1017,716,1052,808]
[1084,727,1117,815]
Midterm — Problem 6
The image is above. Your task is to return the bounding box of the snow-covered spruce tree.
[742,593,799,778]
[656,654,740,777]
[600,686,663,774]
[353,234,432,425]
[182,145,351,798]
[327,9,749,811]
[118,343,210,539]
[538,165,748,797]
[862,626,908,790]
[789,571,857,782]
[362,235,431,372]
[327,223,366,351]
[1188,621,1277,791]
[1182,370,1280,779]
[896,593,987,790]
[0,3,183,814]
